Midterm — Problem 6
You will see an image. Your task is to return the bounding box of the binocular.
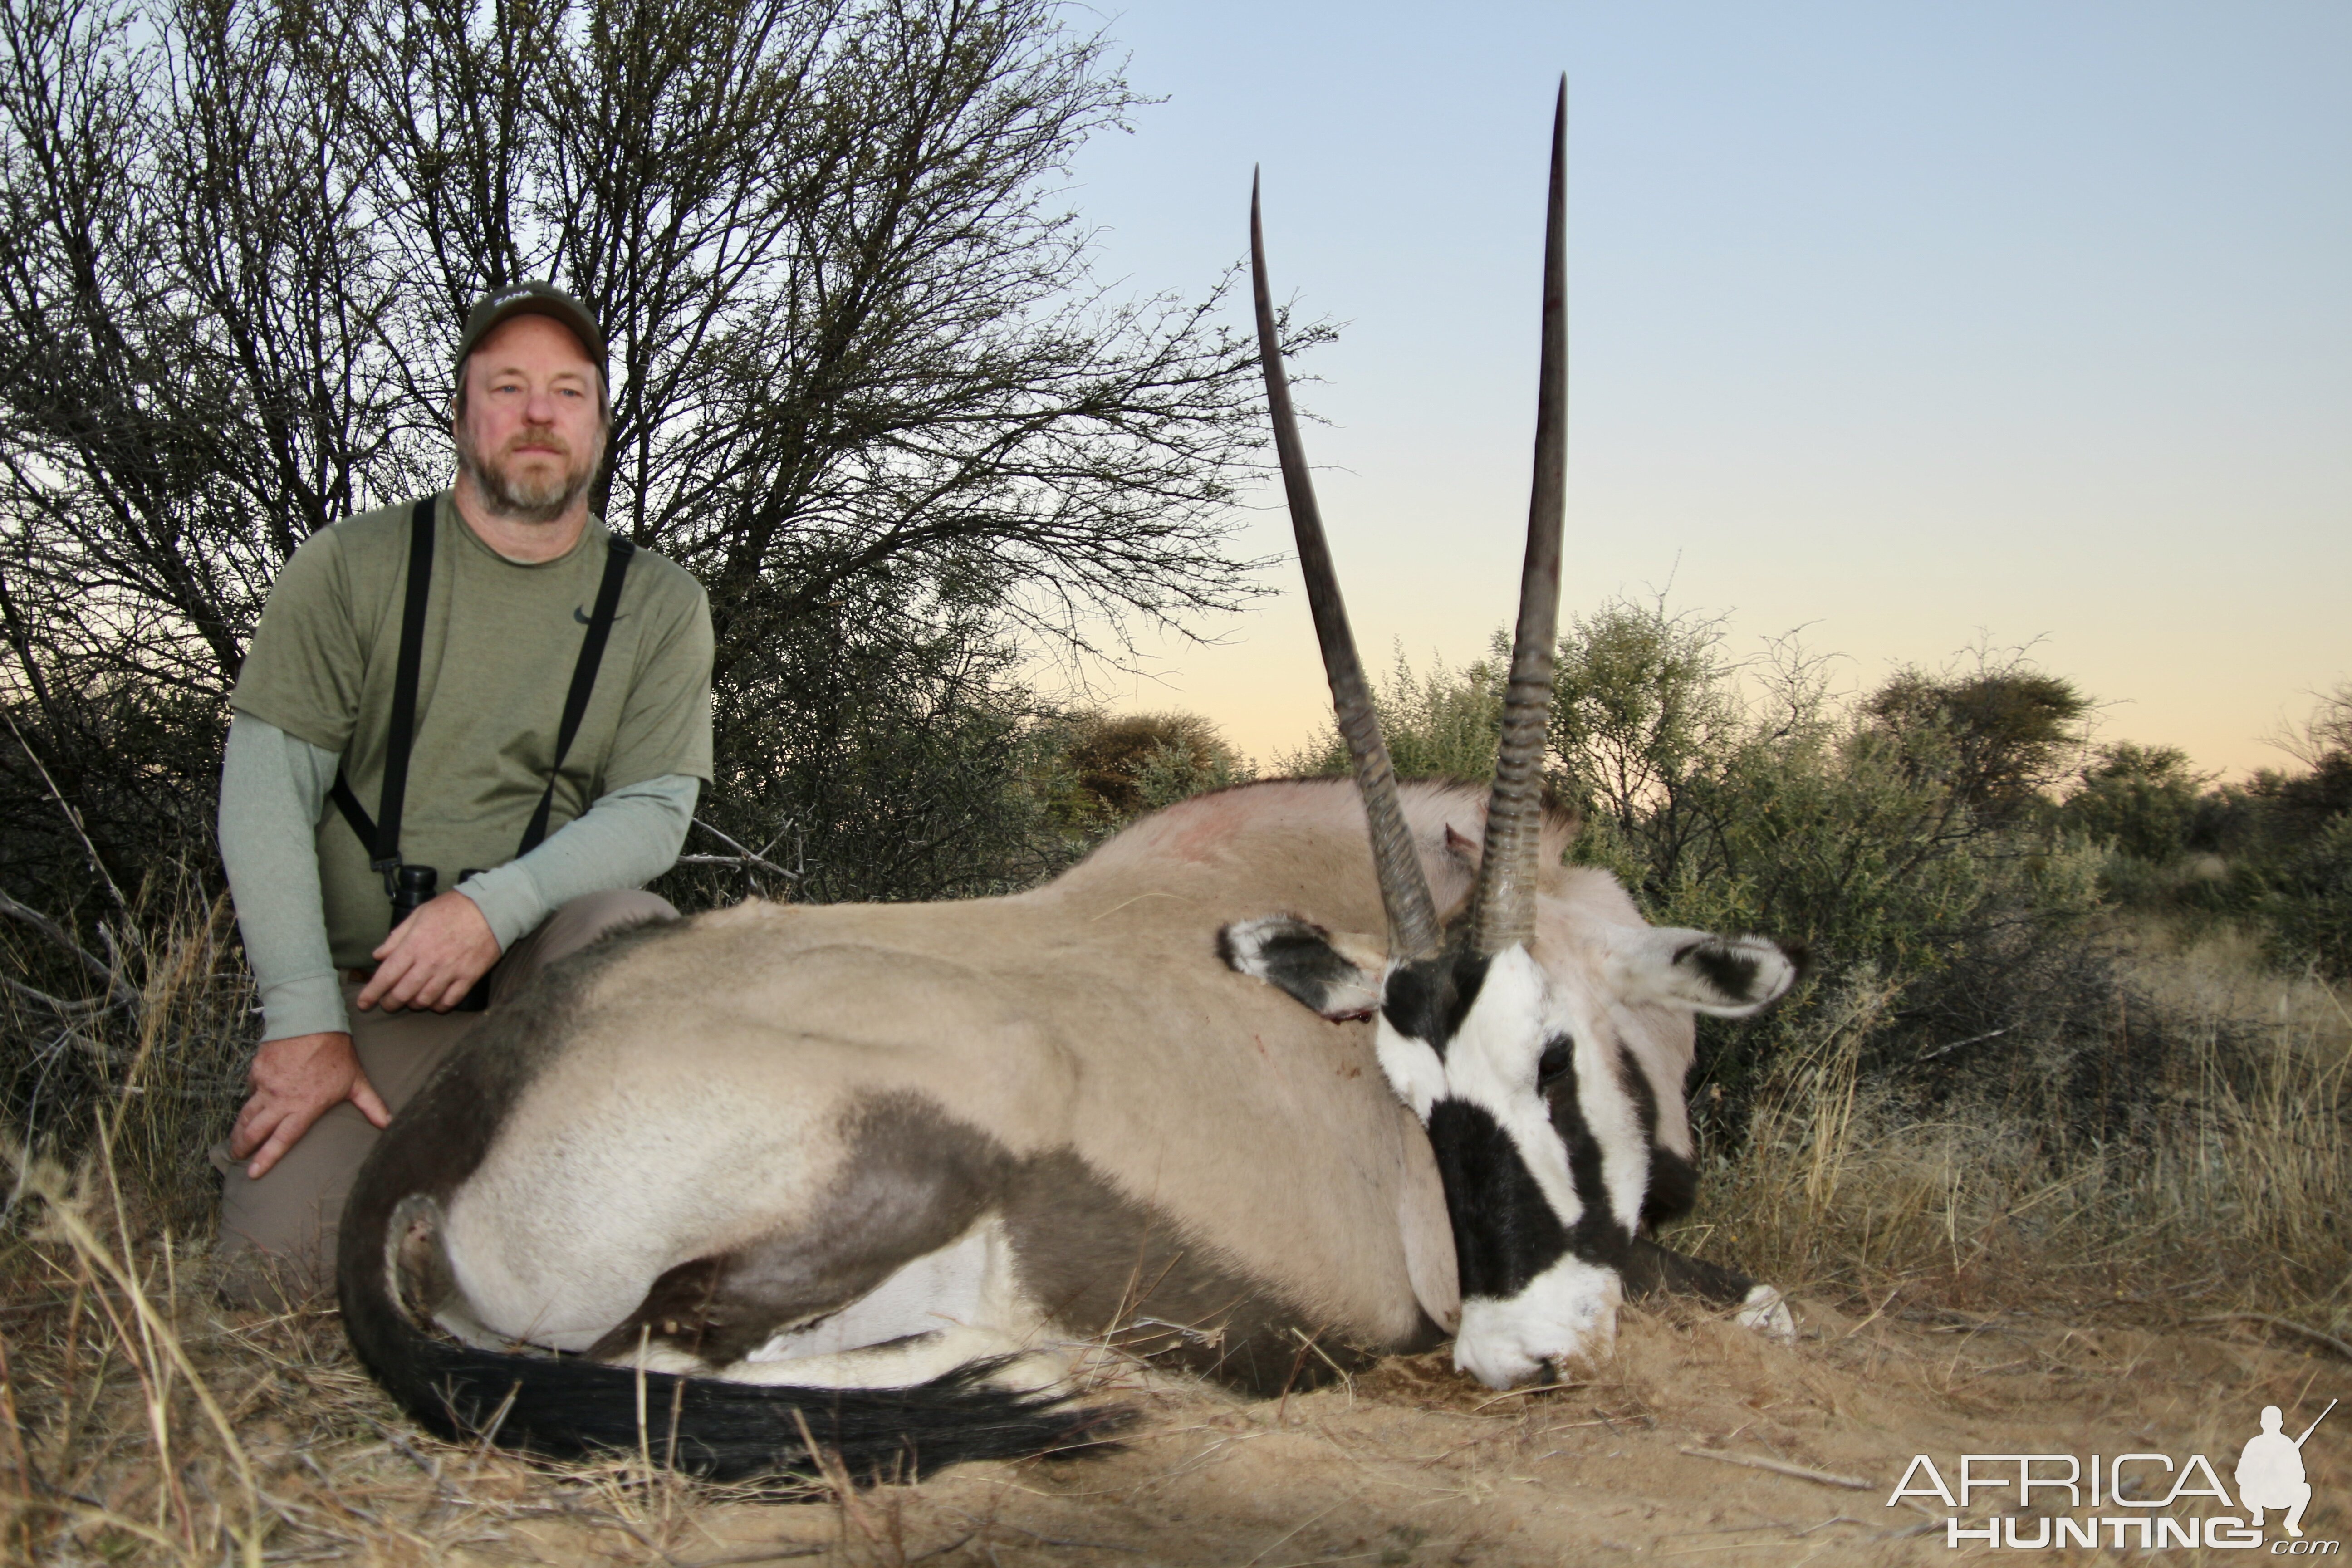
[386,864,486,927]
[383,863,493,1011]
[388,863,440,926]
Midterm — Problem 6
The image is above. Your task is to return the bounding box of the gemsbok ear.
[1604,926,1802,1017]
[1218,915,1387,1021]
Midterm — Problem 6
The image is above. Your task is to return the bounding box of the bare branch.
[0,888,132,1006]
[678,824,801,884]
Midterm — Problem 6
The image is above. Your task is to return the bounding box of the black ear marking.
[1673,939,1759,1001]
[1218,915,1381,1021]
[1667,935,1801,1011]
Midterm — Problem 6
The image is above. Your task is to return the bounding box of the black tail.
[335,973,1125,1482]
[341,1293,1122,1481]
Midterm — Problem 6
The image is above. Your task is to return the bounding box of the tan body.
[348,780,1738,1423]
[341,103,1788,1472]
[441,781,1476,1377]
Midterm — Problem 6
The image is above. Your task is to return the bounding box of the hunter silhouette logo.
[2241,1400,2333,1539]
[1890,1396,2338,1550]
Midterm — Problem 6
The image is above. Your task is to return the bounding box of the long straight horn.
[1468,80,1569,959]
[1252,171,1441,961]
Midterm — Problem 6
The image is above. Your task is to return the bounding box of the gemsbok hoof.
[1736,1284,1798,1342]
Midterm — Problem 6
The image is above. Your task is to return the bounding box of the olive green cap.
[455,280,607,373]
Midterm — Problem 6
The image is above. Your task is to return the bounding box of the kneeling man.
[213,283,713,1305]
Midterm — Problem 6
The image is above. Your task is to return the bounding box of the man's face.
[453,314,606,524]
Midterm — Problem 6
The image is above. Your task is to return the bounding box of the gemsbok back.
[340,83,1803,1480]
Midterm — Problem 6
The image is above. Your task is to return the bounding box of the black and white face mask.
[1225,913,1798,1386]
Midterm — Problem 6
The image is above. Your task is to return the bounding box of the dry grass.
[0,1170,850,1563]
[1686,924,2352,1333]
[3,869,253,1240]
[8,1243,2341,1568]
[1,896,2347,1562]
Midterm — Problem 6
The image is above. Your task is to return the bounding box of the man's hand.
[359,889,502,1013]
[231,1031,390,1178]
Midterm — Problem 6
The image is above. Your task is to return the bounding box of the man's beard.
[456,424,603,525]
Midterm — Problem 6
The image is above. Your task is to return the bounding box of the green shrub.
[1278,644,1508,783]
[2061,742,2210,864]
[656,599,1084,910]
[1286,600,2117,1129]
[1050,711,1252,827]
[2256,810,2352,976]
[2063,689,2352,978]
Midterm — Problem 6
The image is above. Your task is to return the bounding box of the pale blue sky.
[1059,1,2350,774]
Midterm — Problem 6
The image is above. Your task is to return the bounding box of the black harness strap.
[331,495,436,880]
[520,533,635,854]
[329,501,637,876]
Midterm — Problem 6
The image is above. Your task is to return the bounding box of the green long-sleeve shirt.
[219,713,698,1040]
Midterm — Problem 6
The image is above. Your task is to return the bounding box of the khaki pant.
[211,889,675,1307]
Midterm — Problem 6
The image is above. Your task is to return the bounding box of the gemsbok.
[340,83,1802,1479]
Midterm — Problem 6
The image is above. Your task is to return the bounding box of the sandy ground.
[244,1298,2346,1568]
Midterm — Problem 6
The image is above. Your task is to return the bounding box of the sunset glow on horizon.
[1050,1,2347,780]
